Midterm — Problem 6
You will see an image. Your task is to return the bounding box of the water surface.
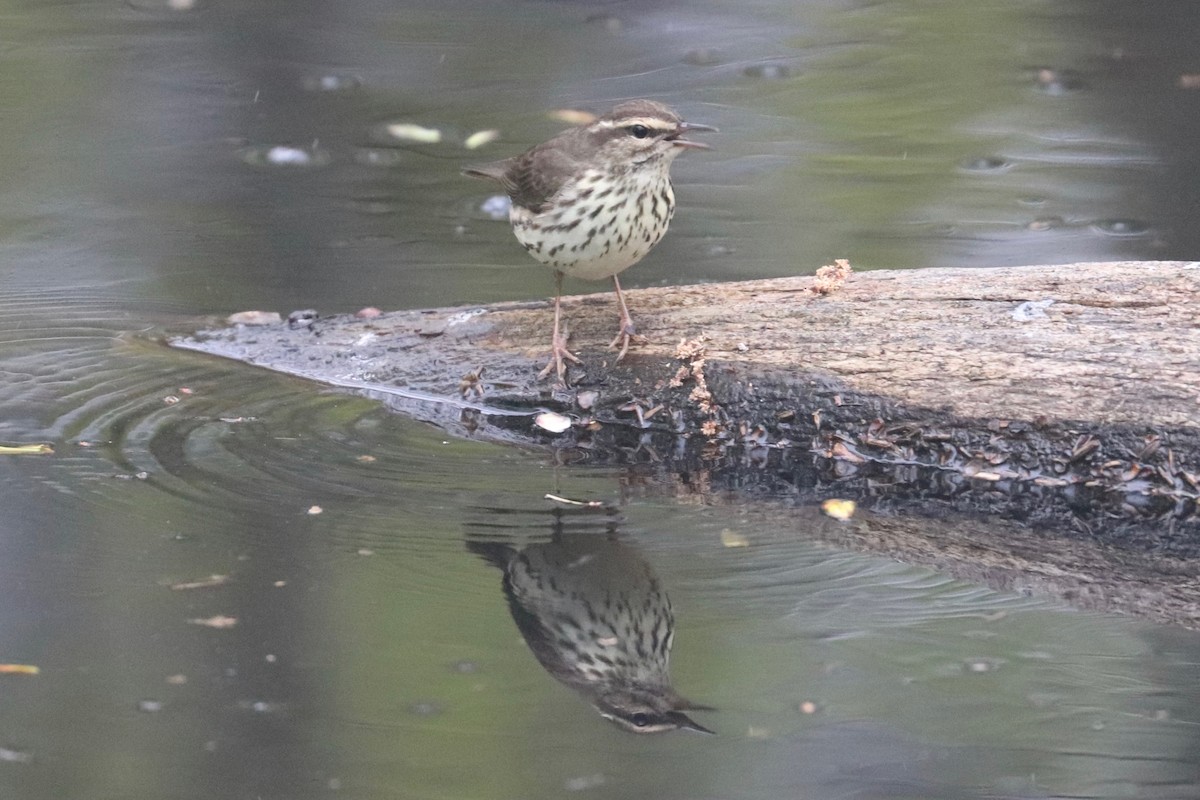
[2,1,1199,798]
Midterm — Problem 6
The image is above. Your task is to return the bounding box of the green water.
[1,1,1198,798]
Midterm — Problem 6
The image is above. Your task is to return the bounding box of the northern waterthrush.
[464,99,714,383]
[468,524,714,734]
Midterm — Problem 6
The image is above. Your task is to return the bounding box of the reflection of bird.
[463,99,714,383]
[468,519,713,734]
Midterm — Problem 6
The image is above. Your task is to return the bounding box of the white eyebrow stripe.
[616,117,676,129]
[591,117,676,131]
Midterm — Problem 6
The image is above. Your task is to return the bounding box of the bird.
[463,99,715,384]
[467,517,714,734]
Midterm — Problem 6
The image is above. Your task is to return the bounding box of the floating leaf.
[549,109,597,126]
[386,123,442,144]
[821,498,856,521]
[463,129,500,150]
[0,664,40,675]
[0,443,52,455]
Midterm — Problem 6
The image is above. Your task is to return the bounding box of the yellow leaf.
[0,443,53,455]
[821,498,857,521]
[0,664,40,675]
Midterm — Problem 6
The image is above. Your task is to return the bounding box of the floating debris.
[1026,216,1064,231]
[239,144,330,168]
[301,74,362,93]
[550,109,598,126]
[385,123,442,144]
[463,129,500,150]
[0,746,33,763]
[0,443,52,455]
[127,0,199,10]
[544,493,604,508]
[307,505,323,515]
[170,574,229,591]
[0,664,39,675]
[1090,219,1148,237]
[188,615,238,629]
[821,498,857,521]
[480,194,511,220]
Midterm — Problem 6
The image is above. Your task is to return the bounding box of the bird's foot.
[537,327,583,384]
[608,319,647,363]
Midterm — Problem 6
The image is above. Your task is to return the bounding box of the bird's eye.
[628,124,650,139]
[631,713,649,727]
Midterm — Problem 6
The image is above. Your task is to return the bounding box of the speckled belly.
[511,168,676,282]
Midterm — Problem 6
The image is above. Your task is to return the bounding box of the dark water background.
[2,1,1199,798]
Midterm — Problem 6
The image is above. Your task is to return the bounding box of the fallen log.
[171,260,1200,626]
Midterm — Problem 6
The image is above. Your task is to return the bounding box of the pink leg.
[607,275,645,362]
[537,271,582,384]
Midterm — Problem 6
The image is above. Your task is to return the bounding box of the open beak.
[669,120,717,150]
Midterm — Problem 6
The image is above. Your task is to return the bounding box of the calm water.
[2,1,1199,798]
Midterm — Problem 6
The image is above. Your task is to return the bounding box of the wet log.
[171,260,1200,626]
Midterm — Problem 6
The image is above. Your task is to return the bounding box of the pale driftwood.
[171,260,1200,627]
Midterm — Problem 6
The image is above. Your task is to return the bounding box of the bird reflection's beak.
[669,121,717,150]
[669,710,716,734]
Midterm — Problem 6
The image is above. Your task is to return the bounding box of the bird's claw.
[608,319,646,363]
[538,326,583,385]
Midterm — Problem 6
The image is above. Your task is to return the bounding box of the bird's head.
[585,99,716,167]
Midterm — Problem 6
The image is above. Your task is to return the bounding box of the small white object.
[445,308,487,327]
[481,194,511,220]
[266,146,312,166]
[386,123,442,144]
[534,411,572,434]
[1012,299,1054,321]
[464,129,500,150]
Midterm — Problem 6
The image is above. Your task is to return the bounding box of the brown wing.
[463,128,590,213]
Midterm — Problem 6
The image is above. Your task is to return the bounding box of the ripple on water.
[0,293,547,602]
